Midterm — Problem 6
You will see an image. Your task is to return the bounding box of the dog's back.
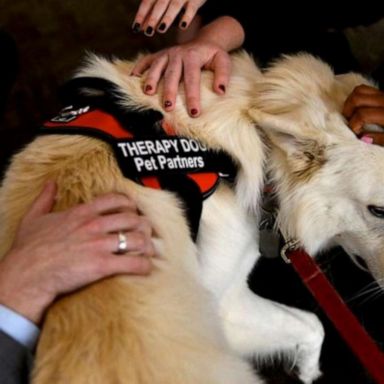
[0,52,264,383]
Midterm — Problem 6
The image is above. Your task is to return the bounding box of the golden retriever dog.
[0,51,381,384]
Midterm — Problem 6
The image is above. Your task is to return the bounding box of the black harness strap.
[39,77,237,240]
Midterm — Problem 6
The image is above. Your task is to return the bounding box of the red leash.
[281,243,384,383]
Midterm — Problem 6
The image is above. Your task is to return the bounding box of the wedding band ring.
[116,231,128,254]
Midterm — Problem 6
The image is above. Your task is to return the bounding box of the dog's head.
[250,54,384,286]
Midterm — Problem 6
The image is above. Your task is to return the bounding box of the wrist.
[0,286,53,325]
[196,16,245,52]
[0,259,54,324]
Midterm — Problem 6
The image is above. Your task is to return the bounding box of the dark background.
[0,0,174,176]
[0,1,384,383]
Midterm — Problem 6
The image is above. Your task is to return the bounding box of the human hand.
[0,182,154,324]
[343,84,384,145]
[131,40,231,117]
[132,0,206,36]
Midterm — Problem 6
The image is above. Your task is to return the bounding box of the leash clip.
[280,238,300,264]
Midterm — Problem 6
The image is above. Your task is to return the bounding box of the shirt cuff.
[0,304,40,350]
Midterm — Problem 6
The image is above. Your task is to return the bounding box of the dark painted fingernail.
[145,26,153,35]
[190,108,198,116]
[164,100,172,108]
[132,22,141,34]
[180,21,187,29]
[219,84,226,93]
[145,85,153,92]
[158,22,166,32]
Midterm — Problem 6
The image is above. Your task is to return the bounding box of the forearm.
[182,16,245,52]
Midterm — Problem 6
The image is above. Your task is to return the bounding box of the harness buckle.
[280,238,300,264]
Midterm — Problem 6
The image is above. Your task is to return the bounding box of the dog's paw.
[295,313,324,384]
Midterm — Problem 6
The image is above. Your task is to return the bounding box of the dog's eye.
[368,205,384,218]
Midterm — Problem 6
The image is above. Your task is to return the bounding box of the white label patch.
[114,137,210,175]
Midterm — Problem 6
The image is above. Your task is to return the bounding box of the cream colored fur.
[250,53,384,283]
[0,52,265,384]
[1,51,382,384]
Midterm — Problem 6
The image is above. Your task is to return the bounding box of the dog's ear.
[249,108,327,180]
[249,109,322,155]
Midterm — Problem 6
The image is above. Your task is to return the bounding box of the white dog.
[251,54,384,283]
[0,51,380,384]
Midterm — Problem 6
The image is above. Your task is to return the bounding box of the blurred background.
[0,0,175,176]
[0,1,384,383]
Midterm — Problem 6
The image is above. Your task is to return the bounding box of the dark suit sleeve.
[0,330,33,384]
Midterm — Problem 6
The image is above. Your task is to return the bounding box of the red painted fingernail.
[145,26,154,36]
[190,108,198,116]
[132,23,141,34]
[164,100,172,108]
[158,23,166,32]
[219,84,226,93]
[145,85,153,93]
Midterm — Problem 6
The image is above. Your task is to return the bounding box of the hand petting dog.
[0,182,153,325]
[132,0,206,36]
[343,85,384,145]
